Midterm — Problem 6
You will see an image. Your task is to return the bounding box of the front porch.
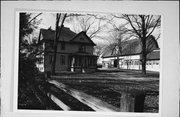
[68,52,98,73]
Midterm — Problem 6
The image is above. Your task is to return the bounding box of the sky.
[30,12,161,47]
[31,12,132,45]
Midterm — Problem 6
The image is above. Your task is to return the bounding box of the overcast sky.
[30,12,161,46]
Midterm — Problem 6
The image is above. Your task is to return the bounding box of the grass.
[17,69,160,112]
[52,69,159,112]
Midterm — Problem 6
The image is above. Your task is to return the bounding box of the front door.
[114,59,117,67]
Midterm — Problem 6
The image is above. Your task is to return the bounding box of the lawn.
[51,69,159,112]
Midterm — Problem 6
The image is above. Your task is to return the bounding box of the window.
[131,61,134,65]
[50,42,54,49]
[60,55,65,65]
[49,55,53,64]
[149,61,152,65]
[135,61,139,65]
[46,42,53,50]
[156,61,159,65]
[61,42,65,50]
[79,45,86,52]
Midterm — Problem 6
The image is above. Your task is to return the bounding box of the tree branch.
[125,15,142,38]
[27,13,42,25]
[146,16,161,38]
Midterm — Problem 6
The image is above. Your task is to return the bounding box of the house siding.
[44,53,70,72]
[55,43,93,54]
[102,54,160,72]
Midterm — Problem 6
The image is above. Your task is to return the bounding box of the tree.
[51,13,67,75]
[67,14,107,39]
[93,44,105,56]
[19,13,41,44]
[103,19,133,69]
[116,14,161,75]
[19,13,44,108]
[19,13,42,84]
[109,25,128,68]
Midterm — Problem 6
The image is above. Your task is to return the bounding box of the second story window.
[49,55,53,64]
[46,42,54,50]
[60,55,65,65]
[50,42,54,49]
[61,42,65,50]
[79,45,86,52]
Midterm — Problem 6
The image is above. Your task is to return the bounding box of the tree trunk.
[51,14,60,75]
[51,14,67,75]
[117,39,122,69]
[141,40,147,75]
[141,15,147,75]
[117,55,120,69]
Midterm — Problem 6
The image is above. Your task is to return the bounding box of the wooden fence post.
[120,92,135,112]
[134,93,145,112]
[120,92,145,112]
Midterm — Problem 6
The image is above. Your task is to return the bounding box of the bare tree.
[103,20,132,69]
[110,25,128,68]
[67,14,107,39]
[118,14,161,75]
[94,45,104,56]
[51,13,67,75]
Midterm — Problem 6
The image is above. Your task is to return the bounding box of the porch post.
[71,57,75,72]
[120,92,145,112]
[82,56,85,73]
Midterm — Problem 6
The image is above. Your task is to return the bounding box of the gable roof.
[39,26,95,46]
[146,50,160,60]
[70,31,96,46]
[39,26,76,42]
[102,39,141,58]
[102,36,159,60]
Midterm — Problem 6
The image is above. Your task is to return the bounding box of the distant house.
[38,26,97,73]
[101,36,160,72]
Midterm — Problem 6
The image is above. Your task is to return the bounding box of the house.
[101,36,160,72]
[38,26,97,73]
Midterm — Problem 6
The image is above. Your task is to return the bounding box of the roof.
[146,50,160,60]
[102,36,160,60]
[70,31,96,46]
[39,26,95,46]
[70,51,98,57]
[102,39,141,58]
[40,26,76,42]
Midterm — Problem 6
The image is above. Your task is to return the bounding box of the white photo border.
[1,1,179,117]
[13,9,161,116]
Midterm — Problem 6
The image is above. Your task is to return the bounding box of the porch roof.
[70,52,98,57]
